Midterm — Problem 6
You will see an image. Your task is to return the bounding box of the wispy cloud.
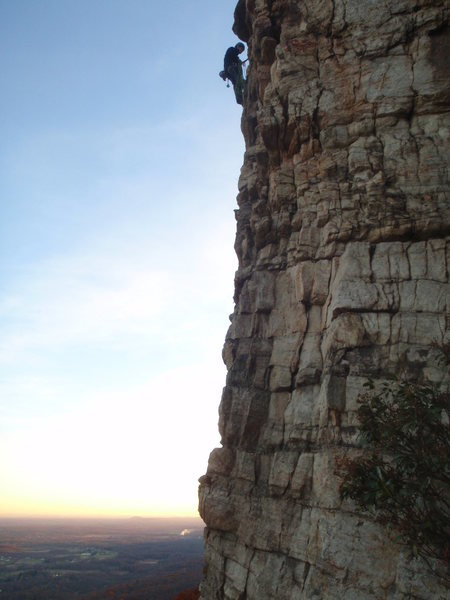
[0,210,236,430]
[0,257,172,358]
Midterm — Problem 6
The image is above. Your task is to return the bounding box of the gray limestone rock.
[199,0,450,598]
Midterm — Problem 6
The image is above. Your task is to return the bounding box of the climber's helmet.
[235,43,245,53]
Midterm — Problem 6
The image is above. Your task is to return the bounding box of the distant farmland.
[0,517,204,599]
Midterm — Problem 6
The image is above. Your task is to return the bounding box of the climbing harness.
[219,59,247,105]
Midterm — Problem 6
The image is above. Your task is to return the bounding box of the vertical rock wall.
[199,1,449,598]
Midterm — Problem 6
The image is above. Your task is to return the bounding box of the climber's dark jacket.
[224,47,242,84]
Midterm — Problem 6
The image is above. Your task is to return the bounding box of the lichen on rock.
[199,1,449,598]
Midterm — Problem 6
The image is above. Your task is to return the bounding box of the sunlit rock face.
[199,1,449,598]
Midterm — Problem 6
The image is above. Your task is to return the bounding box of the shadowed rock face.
[199,1,449,598]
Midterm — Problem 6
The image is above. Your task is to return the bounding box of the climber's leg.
[233,69,244,105]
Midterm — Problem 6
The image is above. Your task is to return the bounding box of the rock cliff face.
[199,1,449,598]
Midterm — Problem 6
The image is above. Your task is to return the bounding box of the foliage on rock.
[340,379,450,563]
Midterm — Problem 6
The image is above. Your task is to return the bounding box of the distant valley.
[0,517,204,599]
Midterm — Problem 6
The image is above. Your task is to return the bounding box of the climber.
[219,42,246,105]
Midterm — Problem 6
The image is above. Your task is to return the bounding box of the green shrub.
[339,379,449,563]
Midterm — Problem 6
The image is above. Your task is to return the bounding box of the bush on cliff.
[339,378,449,564]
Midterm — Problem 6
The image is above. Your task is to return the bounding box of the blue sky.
[0,0,245,517]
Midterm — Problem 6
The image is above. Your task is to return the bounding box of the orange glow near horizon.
[0,364,221,522]
[0,495,201,519]
[0,465,203,519]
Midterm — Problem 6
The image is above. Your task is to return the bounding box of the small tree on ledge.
[339,378,449,564]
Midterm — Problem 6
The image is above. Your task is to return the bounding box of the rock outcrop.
[199,1,449,598]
